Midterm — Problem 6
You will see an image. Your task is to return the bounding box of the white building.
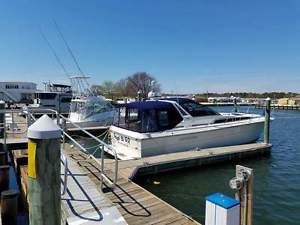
[0,82,37,103]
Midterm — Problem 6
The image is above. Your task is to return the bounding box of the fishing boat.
[25,83,72,115]
[39,24,117,129]
[68,95,116,128]
[66,76,117,129]
[107,98,265,159]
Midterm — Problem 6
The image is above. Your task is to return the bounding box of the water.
[135,107,300,225]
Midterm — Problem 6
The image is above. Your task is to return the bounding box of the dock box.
[205,193,240,225]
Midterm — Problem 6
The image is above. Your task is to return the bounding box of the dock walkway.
[105,142,272,179]
[63,145,201,225]
[61,152,127,225]
[62,142,271,225]
[10,141,270,225]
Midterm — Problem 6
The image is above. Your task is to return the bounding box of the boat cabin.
[116,101,185,133]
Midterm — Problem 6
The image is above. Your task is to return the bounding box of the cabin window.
[158,111,169,127]
[5,84,19,89]
[181,102,219,117]
[140,109,157,132]
[127,108,139,122]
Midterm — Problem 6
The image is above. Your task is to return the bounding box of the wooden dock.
[256,104,300,110]
[61,142,271,225]
[63,144,201,225]
[106,142,272,179]
[0,138,28,151]
[8,141,271,225]
[60,151,127,225]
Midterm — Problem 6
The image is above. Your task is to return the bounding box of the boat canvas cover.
[119,101,174,110]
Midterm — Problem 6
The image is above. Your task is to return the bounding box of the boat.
[68,95,116,128]
[66,76,117,130]
[37,25,117,130]
[107,97,265,160]
[25,83,72,115]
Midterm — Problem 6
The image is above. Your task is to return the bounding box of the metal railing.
[0,107,119,191]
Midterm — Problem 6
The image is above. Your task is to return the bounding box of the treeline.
[91,72,160,99]
[92,72,298,100]
[197,92,300,99]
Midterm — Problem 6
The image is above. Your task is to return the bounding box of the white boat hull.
[109,118,265,160]
[68,111,115,128]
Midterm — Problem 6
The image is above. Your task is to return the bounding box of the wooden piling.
[27,115,61,225]
[1,189,19,225]
[264,98,271,144]
[234,97,238,113]
[0,152,7,165]
[234,165,254,225]
[0,165,9,193]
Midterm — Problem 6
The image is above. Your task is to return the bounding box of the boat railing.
[0,107,118,191]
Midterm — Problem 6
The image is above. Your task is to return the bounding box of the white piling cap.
[28,115,61,139]
[266,97,271,101]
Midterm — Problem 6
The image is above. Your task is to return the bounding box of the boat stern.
[110,126,143,160]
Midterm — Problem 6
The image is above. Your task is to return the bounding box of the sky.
[1,0,300,93]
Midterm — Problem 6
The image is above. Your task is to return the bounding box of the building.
[0,81,37,103]
[278,97,300,106]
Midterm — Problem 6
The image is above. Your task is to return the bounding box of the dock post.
[234,97,238,113]
[0,165,10,193]
[0,101,4,139]
[229,165,254,225]
[264,97,271,144]
[0,152,7,165]
[1,190,19,225]
[27,115,61,225]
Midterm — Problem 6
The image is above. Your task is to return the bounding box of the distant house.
[0,81,37,103]
[278,97,300,106]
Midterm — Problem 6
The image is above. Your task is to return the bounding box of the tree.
[125,72,161,98]
[114,78,129,97]
[91,80,116,99]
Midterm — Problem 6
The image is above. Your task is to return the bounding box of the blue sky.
[1,0,300,93]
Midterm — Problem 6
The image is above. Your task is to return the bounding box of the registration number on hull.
[113,133,131,144]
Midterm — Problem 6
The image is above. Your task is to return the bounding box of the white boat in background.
[25,83,72,115]
[37,25,117,129]
[107,98,265,160]
[67,76,116,129]
[68,95,116,128]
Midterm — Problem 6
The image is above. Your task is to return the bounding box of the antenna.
[39,28,69,77]
[53,21,84,76]
[53,20,91,95]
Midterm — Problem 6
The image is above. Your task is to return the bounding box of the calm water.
[135,107,300,225]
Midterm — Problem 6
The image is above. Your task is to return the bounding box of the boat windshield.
[85,97,114,117]
[162,98,219,117]
[117,101,183,133]
[181,101,219,117]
